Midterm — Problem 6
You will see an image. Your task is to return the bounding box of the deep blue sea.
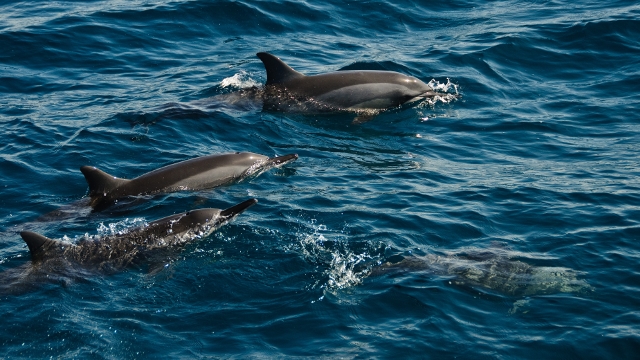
[1,0,640,358]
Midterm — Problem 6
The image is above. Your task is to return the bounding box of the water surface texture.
[1,0,639,358]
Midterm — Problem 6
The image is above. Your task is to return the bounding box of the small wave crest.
[70,216,216,247]
[95,218,147,237]
[14,219,146,245]
[220,71,260,89]
[63,218,148,242]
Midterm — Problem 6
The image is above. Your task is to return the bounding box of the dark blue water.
[2,0,639,357]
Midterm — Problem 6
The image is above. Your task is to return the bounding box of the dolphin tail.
[220,198,258,218]
[20,231,62,261]
[256,52,305,85]
[80,166,130,197]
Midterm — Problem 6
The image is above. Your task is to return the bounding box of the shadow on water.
[114,88,263,127]
[115,104,215,127]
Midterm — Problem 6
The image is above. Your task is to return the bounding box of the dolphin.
[0,199,257,293]
[186,52,456,121]
[369,248,592,297]
[81,152,297,210]
[23,198,256,270]
[256,52,442,111]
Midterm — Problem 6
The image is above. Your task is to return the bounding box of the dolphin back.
[257,52,304,85]
[80,166,130,198]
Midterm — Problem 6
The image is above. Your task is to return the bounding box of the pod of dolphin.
[15,152,297,272]
[5,53,591,298]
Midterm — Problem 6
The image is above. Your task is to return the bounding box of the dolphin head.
[264,153,299,167]
[230,151,294,170]
[148,198,259,241]
[234,152,298,166]
[168,208,224,234]
[240,152,298,178]
[401,75,437,99]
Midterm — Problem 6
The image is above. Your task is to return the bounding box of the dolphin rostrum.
[81,152,297,210]
[369,248,592,297]
[19,198,257,272]
[256,52,443,112]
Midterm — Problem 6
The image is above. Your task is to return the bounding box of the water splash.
[292,222,384,293]
[220,71,260,89]
[428,78,458,93]
[422,78,460,105]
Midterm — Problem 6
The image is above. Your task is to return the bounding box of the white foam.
[422,78,460,105]
[220,71,260,89]
[428,78,458,93]
[95,218,147,237]
[294,223,381,293]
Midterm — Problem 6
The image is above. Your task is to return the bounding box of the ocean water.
[1,0,639,358]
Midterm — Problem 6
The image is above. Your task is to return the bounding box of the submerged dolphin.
[370,248,592,297]
[256,52,441,111]
[81,152,297,210]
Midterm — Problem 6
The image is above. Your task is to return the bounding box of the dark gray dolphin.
[81,152,297,210]
[19,198,257,271]
[257,52,440,111]
[370,248,592,297]
[0,199,257,293]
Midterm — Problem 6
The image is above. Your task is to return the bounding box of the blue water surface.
[1,0,639,358]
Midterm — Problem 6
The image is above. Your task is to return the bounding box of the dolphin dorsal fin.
[20,231,60,261]
[257,52,304,85]
[80,166,129,197]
